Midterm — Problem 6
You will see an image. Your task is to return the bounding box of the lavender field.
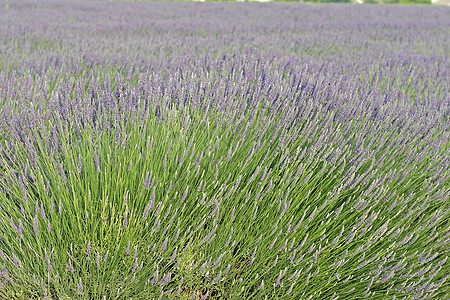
[0,1,449,299]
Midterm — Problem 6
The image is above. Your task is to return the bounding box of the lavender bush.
[0,1,449,299]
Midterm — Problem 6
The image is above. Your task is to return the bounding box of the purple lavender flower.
[10,216,17,232]
[93,150,100,171]
[44,249,53,272]
[155,201,163,217]
[20,180,27,204]
[68,259,75,273]
[170,247,177,262]
[161,237,168,254]
[104,250,109,262]
[12,253,19,268]
[40,203,46,220]
[45,181,49,196]
[86,241,91,261]
[78,154,82,173]
[33,215,38,237]
[77,278,84,295]
[181,186,188,202]
[132,257,139,272]
[125,241,130,256]
[60,162,67,184]
[96,252,101,268]
[150,186,156,205]
[143,172,151,190]
[50,197,54,214]
[161,272,172,286]
[17,219,24,238]
[151,268,159,285]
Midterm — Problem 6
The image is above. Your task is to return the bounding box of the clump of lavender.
[0,1,449,300]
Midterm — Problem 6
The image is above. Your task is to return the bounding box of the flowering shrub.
[0,1,448,299]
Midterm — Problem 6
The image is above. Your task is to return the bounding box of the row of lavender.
[0,1,449,299]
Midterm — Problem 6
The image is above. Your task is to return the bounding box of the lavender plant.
[0,1,449,299]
